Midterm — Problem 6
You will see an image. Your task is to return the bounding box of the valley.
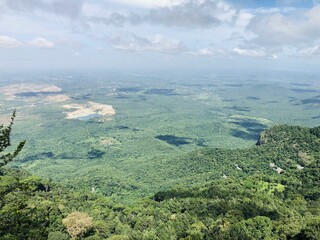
[1,71,319,203]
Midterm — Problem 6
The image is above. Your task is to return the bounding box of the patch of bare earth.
[63,101,115,120]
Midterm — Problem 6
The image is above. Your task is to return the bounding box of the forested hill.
[0,125,319,239]
[131,125,320,195]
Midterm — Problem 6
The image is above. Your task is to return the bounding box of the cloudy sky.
[1,0,320,71]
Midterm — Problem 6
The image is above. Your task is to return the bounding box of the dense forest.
[0,113,319,239]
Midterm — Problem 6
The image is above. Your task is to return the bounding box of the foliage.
[0,111,25,168]
[48,231,70,240]
[0,118,319,239]
[62,212,93,239]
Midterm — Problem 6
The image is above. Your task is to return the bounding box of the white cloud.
[0,35,22,48]
[235,11,253,28]
[190,48,225,56]
[4,0,240,29]
[110,0,184,8]
[1,0,320,69]
[299,45,320,56]
[111,33,184,53]
[247,5,320,46]
[81,2,109,18]
[28,37,55,48]
[4,0,84,19]
[254,7,295,14]
[0,35,56,49]
[88,0,238,28]
[143,0,237,28]
[233,47,266,57]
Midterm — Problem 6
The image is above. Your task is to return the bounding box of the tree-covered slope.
[0,124,319,239]
[123,125,320,196]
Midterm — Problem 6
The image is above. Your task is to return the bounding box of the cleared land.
[63,101,115,120]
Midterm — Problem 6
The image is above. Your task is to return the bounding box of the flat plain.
[1,71,319,203]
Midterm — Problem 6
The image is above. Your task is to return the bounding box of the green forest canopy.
[0,114,319,239]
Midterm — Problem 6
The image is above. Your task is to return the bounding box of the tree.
[0,111,25,168]
[228,216,275,240]
[47,231,70,240]
[62,211,93,239]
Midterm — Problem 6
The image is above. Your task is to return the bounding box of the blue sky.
[0,0,320,71]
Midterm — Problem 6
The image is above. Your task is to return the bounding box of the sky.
[0,0,320,72]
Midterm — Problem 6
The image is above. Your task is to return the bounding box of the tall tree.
[0,111,25,167]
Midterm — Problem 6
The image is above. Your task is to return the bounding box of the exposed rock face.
[256,131,267,145]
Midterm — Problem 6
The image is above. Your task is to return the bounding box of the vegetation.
[2,73,319,204]
[0,111,25,168]
[0,113,319,239]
